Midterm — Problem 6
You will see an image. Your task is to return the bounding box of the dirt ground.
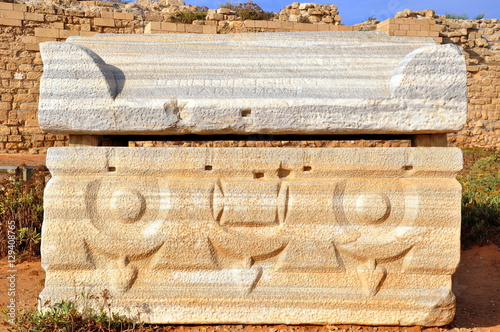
[0,244,498,332]
[0,155,46,167]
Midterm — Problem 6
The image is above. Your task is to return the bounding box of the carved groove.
[212,181,224,222]
[277,184,289,224]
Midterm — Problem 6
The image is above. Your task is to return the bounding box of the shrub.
[170,10,207,24]
[459,150,500,248]
[0,167,48,261]
[5,290,142,332]
[219,0,275,21]
[445,12,469,20]
[219,0,234,9]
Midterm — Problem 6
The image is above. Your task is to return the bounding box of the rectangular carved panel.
[40,147,462,326]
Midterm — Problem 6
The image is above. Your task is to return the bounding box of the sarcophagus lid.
[38,32,467,135]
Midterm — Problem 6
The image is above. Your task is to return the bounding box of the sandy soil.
[0,244,498,332]
[0,155,46,167]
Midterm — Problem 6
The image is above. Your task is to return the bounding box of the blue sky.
[186,0,499,25]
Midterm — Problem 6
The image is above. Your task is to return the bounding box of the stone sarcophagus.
[39,32,467,326]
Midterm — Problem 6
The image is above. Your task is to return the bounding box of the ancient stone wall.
[145,19,355,33]
[0,0,144,154]
[378,16,500,149]
[0,1,498,153]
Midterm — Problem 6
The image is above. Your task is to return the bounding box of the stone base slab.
[40,147,462,326]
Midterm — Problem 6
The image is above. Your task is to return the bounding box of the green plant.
[5,294,142,332]
[219,0,234,9]
[0,167,47,260]
[446,12,485,20]
[445,12,469,20]
[459,150,500,248]
[16,227,41,248]
[218,0,274,21]
[170,10,207,23]
[108,0,130,4]
[366,16,377,21]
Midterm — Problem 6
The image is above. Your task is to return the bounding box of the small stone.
[298,3,315,10]
[217,7,234,15]
[322,16,333,23]
[424,9,435,17]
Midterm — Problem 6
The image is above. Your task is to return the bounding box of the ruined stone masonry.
[0,1,498,153]
[278,2,342,24]
[39,31,465,326]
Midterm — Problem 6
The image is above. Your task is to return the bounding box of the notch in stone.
[303,166,312,172]
[108,166,116,172]
[241,109,252,117]
[403,165,413,171]
[253,172,264,179]
[277,167,291,178]
[205,165,213,171]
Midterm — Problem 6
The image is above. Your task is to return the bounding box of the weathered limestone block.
[38,32,467,135]
[41,147,462,326]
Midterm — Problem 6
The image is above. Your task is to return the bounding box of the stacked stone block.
[377,18,442,42]
[278,2,341,24]
[145,20,355,33]
[0,0,150,154]
[205,8,236,22]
